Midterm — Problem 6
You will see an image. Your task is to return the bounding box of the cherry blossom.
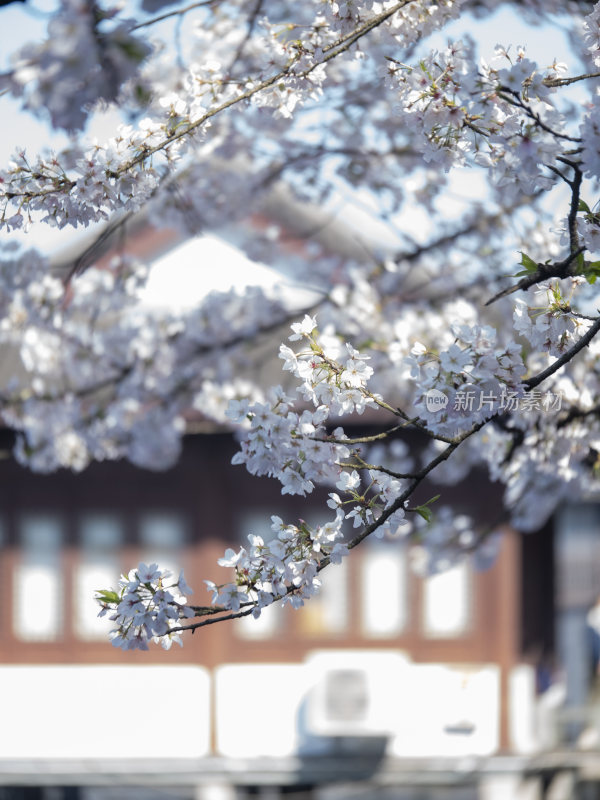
[97,562,194,650]
[1,0,600,646]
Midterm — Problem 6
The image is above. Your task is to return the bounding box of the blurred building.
[0,427,568,800]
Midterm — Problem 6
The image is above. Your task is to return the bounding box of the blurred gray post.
[555,505,600,743]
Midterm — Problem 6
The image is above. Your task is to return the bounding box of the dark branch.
[485,247,585,305]
[524,316,600,390]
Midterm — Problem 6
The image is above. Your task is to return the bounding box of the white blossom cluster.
[228,315,410,537]
[584,2,600,67]
[207,513,348,615]
[578,211,600,257]
[407,322,526,436]
[2,126,167,231]
[513,281,592,358]
[390,39,569,194]
[97,562,194,651]
[0,0,151,132]
[228,314,378,496]
[0,248,293,472]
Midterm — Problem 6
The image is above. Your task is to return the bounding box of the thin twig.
[225,0,264,76]
[497,87,582,143]
[337,460,417,480]
[131,0,220,31]
[545,71,600,88]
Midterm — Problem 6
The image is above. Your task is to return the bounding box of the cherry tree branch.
[545,70,600,87]
[485,247,586,305]
[497,87,582,143]
[166,306,600,638]
[524,316,600,390]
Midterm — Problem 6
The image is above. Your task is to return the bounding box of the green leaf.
[116,40,149,63]
[579,199,592,214]
[413,494,441,522]
[415,506,433,522]
[584,260,600,284]
[519,252,538,273]
[95,590,119,605]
